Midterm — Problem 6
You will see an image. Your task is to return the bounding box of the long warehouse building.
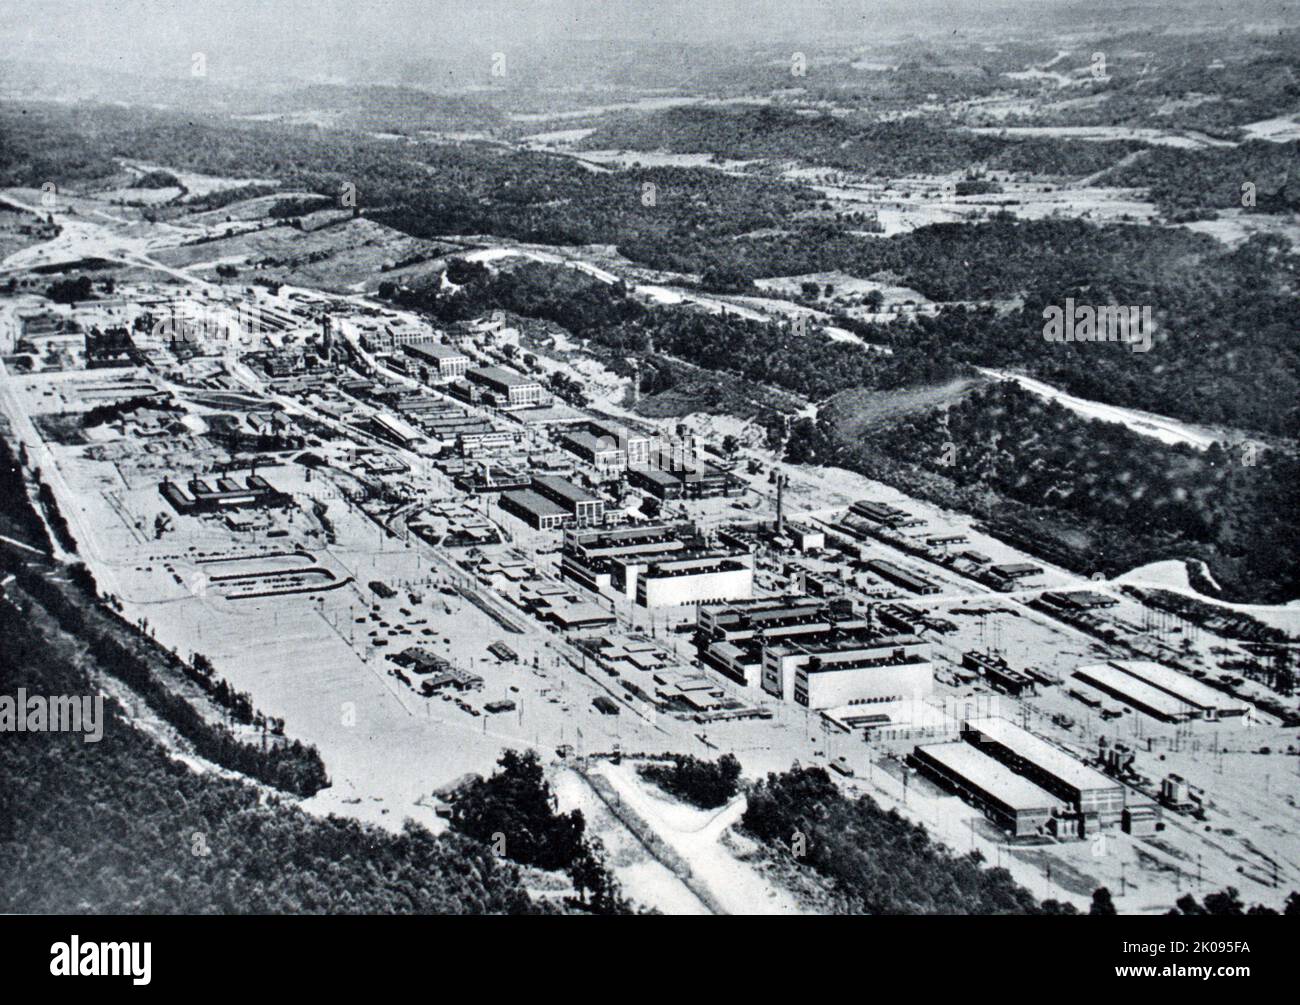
[912,742,1061,838]
[962,717,1125,833]
[1073,664,1198,723]
[1083,660,1251,721]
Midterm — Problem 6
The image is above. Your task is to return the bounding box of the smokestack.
[776,473,786,535]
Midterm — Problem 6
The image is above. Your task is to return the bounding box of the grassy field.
[153,212,453,293]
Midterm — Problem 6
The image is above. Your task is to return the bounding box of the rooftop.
[468,365,538,388]
[405,341,469,361]
[916,742,1061,812]
[534,474,600,506]
[500,488,569,519]
[561,429,622,455]
[1106,659,1245,712]
[1074,664,1200,720]
[963,716,1119,794]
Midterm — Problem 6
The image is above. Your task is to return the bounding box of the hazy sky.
[0,0,1270,85]
[0,0,1063,67]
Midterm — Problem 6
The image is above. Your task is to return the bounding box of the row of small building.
[838,500,1044,593]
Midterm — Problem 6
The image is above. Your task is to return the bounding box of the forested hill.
[805,381,1300,604]
[578,105,1143,177]
[390,250,1300,439]
[0,574,546,914]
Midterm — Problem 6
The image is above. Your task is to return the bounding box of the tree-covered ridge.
[1097,141,1300,219]
[741,766,1048,915]
[803,381,1300,604]
[579,104,1143,178]
[0,578,546,915]
[884,382,1297,556]
[0,103,818,256]
[632,214,1270,302]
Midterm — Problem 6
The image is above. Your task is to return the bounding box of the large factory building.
[962,717,1125,833]
[912,743,1061,838]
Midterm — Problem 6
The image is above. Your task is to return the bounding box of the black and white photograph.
[0,0,1296,977]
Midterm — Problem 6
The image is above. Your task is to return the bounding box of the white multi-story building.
[760,632,932,708]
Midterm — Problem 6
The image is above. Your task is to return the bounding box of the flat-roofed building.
[850,500,919,528]
[761,630,931,706]
[627,463,683,500]
[560,522,696,593]
[864,558,941,595]
[1039,590,1120,612]
[696,596,850,643]
[787,523,825,553]
[557,521,755,611]
[962,651,1037,696]
[404,340,471,381]
[458,429,518,456]
[628,454,745,500]
[589,419,653,466]
[558,428,626,471]
[790,644,932,709]
[1073,664,1198,722]
[532,475,604,526]
[363,325,435,352]
[538,600,617,635]
[635,555,754,608]
[499,489,571,531]
[467,365,544,408]
[1097,659,1250,721]
[160,474,291,515]
[987,562,1044,586]
[962,717,1125,831]
[371,412,426,450]
[913,742,1060,837]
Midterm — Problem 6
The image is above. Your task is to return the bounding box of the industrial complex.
[2,174,1293,920]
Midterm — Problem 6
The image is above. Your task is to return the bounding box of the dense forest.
[0,103,819,265]
[639,753,742,809]
[741,766,1053,914]
[1099,141,1300,218]
[1011,29,1300,136]
[450,750,633,914]
[578,105,1144,178]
